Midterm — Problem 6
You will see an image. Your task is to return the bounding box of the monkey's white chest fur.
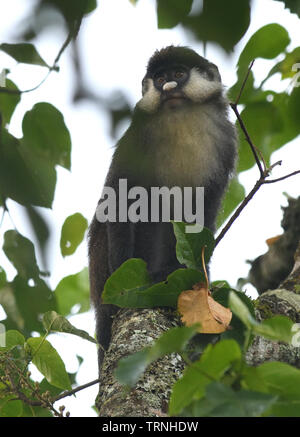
[152,105,222,187]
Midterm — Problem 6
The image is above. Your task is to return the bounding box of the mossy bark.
[96,308,184,417]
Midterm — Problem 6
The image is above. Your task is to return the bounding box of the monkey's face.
[137,47,223,114]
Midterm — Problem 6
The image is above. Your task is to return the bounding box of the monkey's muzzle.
[161,90,188,108]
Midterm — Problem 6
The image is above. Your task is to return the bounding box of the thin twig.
[264,169,300,184]
[215,180,262,246]
[231,60,264,176]
[230,102,264,176]
[216,167,300,246]
[201,246,209,289]
[267,160,282,173]
[53,378,100,403]
[235,59,255,105]
[254,145,267,172]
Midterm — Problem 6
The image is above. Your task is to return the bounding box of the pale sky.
[0,0,299,417]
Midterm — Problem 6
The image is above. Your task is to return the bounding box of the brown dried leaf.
[178,283,232,334]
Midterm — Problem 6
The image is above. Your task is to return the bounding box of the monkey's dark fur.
[88,46,237,370]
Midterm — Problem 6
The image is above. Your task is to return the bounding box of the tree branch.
[215,74,300,247]
[264,170,300,184]
[53,378,100,403]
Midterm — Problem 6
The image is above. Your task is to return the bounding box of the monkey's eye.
[174,71,184,79]
[172,69,187,82]
[156,76,165,85]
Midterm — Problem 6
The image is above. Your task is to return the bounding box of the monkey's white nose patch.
[163,81,177,91]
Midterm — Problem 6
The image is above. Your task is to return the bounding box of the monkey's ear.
[209,63,222,82]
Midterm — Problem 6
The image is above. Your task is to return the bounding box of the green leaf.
[236,101,283,172]
[182,0,251,52]
[265,91,300,155]
[55,268,90,316]
[270,399,300,417]
[0,283,24,332]
[22,103,71,170]
[0,79,20,126]
[25,337,71,390]
[60,213,88,257]
[42,311,96,343]
[0,129,56,208]
[287,86,300,133]
[21,402,52,417]
[102,258,152,305]
[216,177,245,229]
[115,326,197,387]
[258,361,300,398]
[25,206,50,268]
[181,382,277,417]
[230,24,291,104]
[172,224,215,270]
[84,0,97,14]
[213,288,254,314]
[238,24,290,72]
[0,398,23,417]
[241,365,269,393]
[115,349,150,388]
[157,0,193,28]
[255,316,294,343]
[228,70,256,104]
[39,378,64,398]
[229,292,294,343]
[261,47,300,85]
[0,330,25,351]
[12,276,56,334]
[0,266,6,288]
[3,230,40,280]
[169,339,242,415]
[43,0,97,29]
[72,0,98,16]
[0,43,50,67]
[103,258,203,308]
[235,91,298,165]
[213,288,255,346]
[229,290,256,329]
[230,90,299,162]
[274,0,300,17]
